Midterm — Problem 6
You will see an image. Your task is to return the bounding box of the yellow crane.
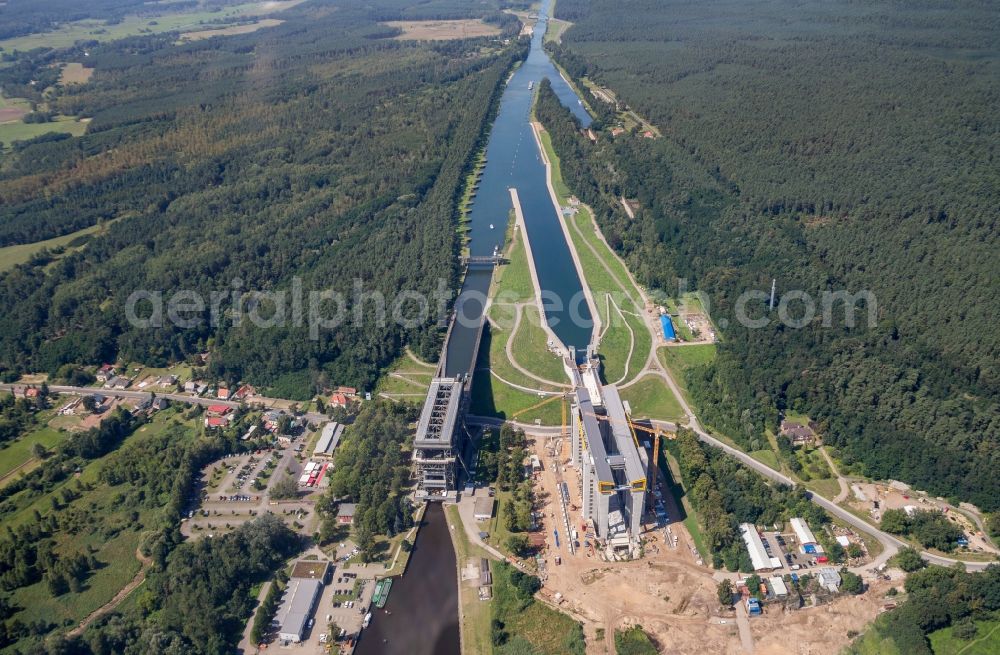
[580,410,673,485]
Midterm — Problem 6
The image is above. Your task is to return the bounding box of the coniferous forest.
[541,0,999,510]
[0,0,526,396]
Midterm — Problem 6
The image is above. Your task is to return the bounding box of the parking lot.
[181,446,324,539]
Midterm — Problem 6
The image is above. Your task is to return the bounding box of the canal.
[354,504,459,655]
[444,0,593,377]
[367,3,593,652]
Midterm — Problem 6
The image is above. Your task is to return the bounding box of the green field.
[445,505,492,655]
[511,305,569,384]
[0,116,88,148]
[0,416,70,482]
[619,375,683,422]
[0,212,119,272]
[470,369,565,426]
[0,1,301,51]
[929,618,1000,655]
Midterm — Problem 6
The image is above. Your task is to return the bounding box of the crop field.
[385,19,501,41]
[0,1,304,51]
[59,62,94,84]
[180,18,284,41]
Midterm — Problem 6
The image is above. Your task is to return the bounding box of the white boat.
[489,223,494,229]
[528,81,534,90]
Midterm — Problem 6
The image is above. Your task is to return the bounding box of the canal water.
[354,503,459,655]
[372,5,592,653]
[444,0,593,377]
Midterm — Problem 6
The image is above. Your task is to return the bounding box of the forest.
[0,0,527,398]
[324,400,416,560]
[541,0,1000,511]
[847,563,1000,654]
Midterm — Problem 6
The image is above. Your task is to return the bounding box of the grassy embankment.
[445,504,493,655]
[375,351,437,400]
[535,125,654,389]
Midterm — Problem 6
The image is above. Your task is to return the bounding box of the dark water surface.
[354,504,459,655]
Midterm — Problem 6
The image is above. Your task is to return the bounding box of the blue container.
[660,315,677,340]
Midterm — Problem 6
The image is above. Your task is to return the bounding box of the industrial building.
[790,517,818,546]
[275,577,322,643]
[769,576,789,597]
[413,377,465,500]
[474,496,495,521]
[313,422,344,458]
[817,567,842,593]
[741,523,779,571]
[570,357,648,547]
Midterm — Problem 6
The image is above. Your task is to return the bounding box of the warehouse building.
[790,517,818,546]
[769,576,789,597]
[275,578,322,643]
[741,523,779,572]
[313,422,344,458]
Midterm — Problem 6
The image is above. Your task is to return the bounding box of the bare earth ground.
[527,434,887,654]
[0,107,27,123]
[384,19,501,41]
[59,63,94,84]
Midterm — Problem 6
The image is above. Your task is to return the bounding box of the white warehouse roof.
[740,523,773,571]
[769,576,789,596]
[276,578,322,642]
[790,517,818,545]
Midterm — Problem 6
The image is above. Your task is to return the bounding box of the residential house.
[780,420,815,445]
[96,364,116,383]
[336,503,356,525]
[329,393,349,408]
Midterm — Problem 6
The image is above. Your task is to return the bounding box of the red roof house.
[207,405,232,416]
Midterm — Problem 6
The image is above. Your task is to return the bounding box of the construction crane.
[580,410,673,483]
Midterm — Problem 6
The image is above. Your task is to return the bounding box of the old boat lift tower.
[413,258,495,501]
